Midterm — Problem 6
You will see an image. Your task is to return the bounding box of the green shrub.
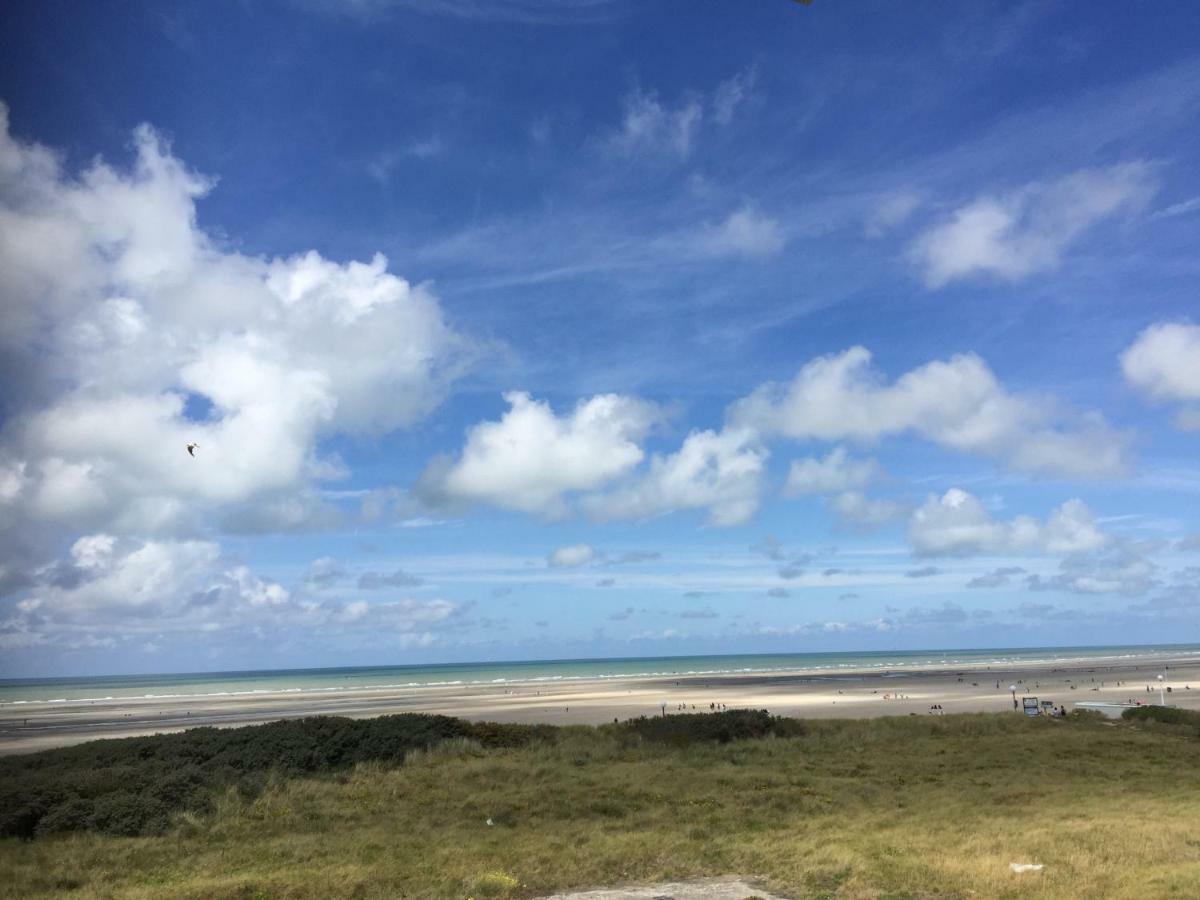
[34,797,94,835]
[0,713,559,840]
[90,793,168,837]
[0,710,813,840]
[622,709,801,746]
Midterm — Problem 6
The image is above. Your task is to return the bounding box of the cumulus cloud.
[909,489,1107,557]
[0,106,471,543]
[910,162,1155,287]
[785,447,881,495]
[730,346,1128,478]
[1025,544,1159,597]
[584,427,766,527]
[1121,322,1200,429]
[1,533,457,651]
[548,543,596,567]
[423,397,764,527]
[417,391,660,517]
[304,556,347,588]
[20,534,222,622]
[419,340,1124,530]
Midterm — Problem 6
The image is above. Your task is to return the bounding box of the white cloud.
[785,446,881,495]
[711,66,756,125]
[966,566,1026,589]
[584,427,766,527]
[1149,196,1200,220]
[418,391,659,517]
[609,88,703,159]
[606,69,756,160]
[1121,322,1200,400]
[828,491,907,530]
[909,489,1107,557]
[1026,544,1160,597]
[700,207,785,258]
[548,544,596,568]
[0,105,472,539]
[1121,322,1200,429]
[26,534,221,621]
[4,533,457,649]
[305,556,347,588]
[865,190,922,237]
[910,163,1156,287]
[1175,409,1200,431]
[365,136,444,182]
[313,0,623,26]
[730,346,1128,478]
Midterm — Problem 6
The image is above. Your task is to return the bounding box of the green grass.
[2,712,1199,898]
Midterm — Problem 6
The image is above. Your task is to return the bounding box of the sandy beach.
[3,651,1199,756]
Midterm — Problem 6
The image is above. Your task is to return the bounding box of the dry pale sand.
[536,876,788,899]
[3,653,1198,756]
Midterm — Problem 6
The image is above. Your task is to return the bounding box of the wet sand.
[3,652,1198,756]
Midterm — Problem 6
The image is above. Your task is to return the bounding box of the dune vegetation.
[2,708,1199,899]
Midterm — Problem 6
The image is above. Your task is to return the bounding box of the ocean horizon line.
[4,641,1199,684]
[3,643,1198,707]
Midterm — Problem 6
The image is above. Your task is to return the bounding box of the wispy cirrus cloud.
[301,0,624,25]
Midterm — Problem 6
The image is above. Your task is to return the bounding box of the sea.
[2,644,1197,707]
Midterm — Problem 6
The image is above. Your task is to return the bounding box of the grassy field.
[2,711,1199,899]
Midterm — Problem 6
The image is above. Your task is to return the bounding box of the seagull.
[186,443,198,457]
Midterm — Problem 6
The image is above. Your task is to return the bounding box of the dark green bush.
[621,709,802,746]
[467,721,557,749]
[0,710,803,840]
[89,793,167,837]
[0,713,556,840]
[34,797,94,836]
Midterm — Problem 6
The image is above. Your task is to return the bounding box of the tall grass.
[2,712,1198,898]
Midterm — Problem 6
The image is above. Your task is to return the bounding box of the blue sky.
[1,0,1199,676]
